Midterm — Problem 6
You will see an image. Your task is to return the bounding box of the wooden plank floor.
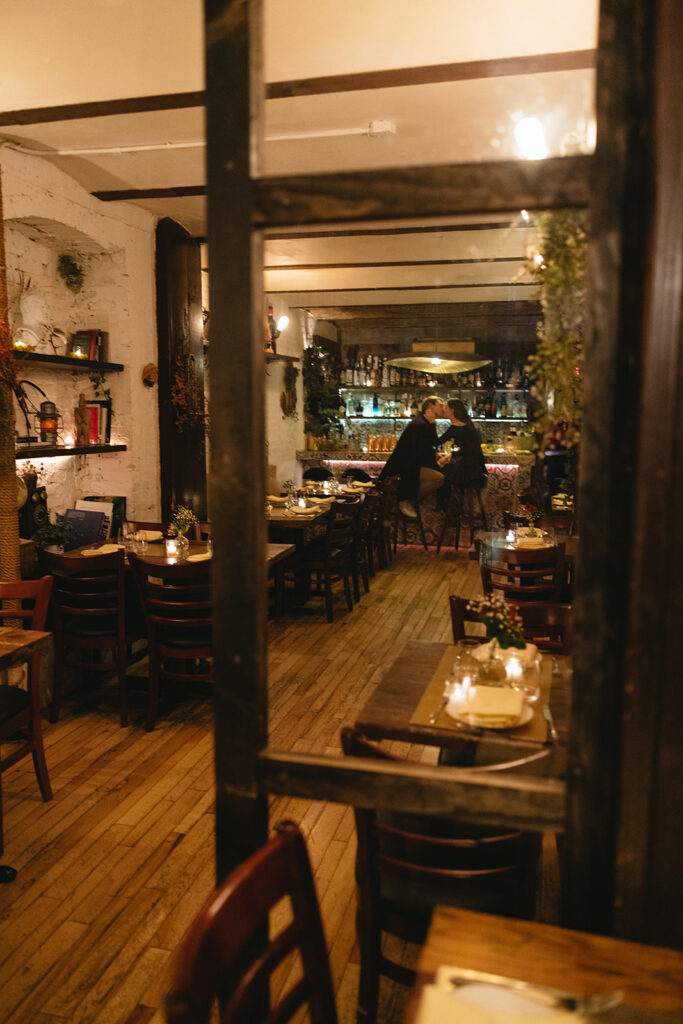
[0,546,558,1023]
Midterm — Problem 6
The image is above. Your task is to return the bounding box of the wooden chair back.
[0,575,52,630]
[325,498,360,559]
[515,602,573,654]
[480,543,566,602]
[123,519,171,536]
[448,595,486,643]
[39,548,129,724]
[129,554,212,730]
[340,727,540,1020]
[0,576,55,833]
[194,521,212,542]
[165,820,338,1024]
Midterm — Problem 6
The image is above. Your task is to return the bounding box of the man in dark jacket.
[379,396,446,517]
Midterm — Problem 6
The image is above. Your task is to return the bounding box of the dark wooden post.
[205,0,269,881]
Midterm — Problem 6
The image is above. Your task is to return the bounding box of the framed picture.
[69,329,105,361]
[85,399,111,444]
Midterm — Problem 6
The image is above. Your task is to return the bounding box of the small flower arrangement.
[466,594,526,650]
[31,513,78,551]
[170,505,198,537]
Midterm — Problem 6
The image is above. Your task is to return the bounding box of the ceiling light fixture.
[514,117,549,160]
[386,340,490,376]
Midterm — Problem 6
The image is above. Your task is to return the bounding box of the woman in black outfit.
[437,398,487,507]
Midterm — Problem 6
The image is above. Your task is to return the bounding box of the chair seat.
[0,685,31,722]
[157,631,212,649]
[300,541,342,561]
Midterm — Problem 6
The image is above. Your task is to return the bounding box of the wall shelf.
[15,443,127,460]
[13,351,124,374]
[266,353,300,364]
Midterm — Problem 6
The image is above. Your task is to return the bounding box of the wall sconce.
[265,302,289,354]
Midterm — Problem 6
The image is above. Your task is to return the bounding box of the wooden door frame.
[205,0,681,941]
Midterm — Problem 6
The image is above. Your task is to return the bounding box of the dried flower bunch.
[170,505,198,536]
[466,594,526,650]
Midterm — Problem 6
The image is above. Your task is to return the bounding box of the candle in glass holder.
[505,656,523,682]
[165,536,179,557]
[298,497,307,508]
[506,529,516,543]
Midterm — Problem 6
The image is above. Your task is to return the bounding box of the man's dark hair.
[421,395,440,414]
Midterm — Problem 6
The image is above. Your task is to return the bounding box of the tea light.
[506,529,516,543]
[298,497,307,508]
[165,536,179,557]
[505,656,523,681]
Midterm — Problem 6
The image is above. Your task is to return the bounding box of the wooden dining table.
[405,906,683,1022]
[355,639,570,773]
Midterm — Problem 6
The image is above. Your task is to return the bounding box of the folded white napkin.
[81,544,121,556]
[415,980,577,1023]
[515,536,548,549]
[292,505,315,515]
[463,685,524,720]
[187,552,212,562]
[136,530,163,542]
[267,495,288,504]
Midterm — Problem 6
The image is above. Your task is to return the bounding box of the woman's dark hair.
[446,398,473,426]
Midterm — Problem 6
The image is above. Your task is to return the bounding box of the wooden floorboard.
[0,546,555,1022]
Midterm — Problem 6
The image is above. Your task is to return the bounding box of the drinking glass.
[510,656,541,703]
[134,532,147,555]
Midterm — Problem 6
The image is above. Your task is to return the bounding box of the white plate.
[445,702,533,730]
[471,641,538,666]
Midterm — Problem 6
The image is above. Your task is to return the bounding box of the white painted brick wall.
[1,147,161,521]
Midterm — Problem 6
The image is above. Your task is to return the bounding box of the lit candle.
[506,529,516,543]
[298,497,307,508]
[165,537,179,557]
[506,657,523,681]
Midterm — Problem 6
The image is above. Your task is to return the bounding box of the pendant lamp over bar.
[385,340,491,375]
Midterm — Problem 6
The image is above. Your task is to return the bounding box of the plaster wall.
[1,146,161,524]
[264,297,305,490]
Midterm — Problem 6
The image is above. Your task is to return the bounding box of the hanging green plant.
[280,361,299,420]
[57,254,85,293]
[527,209,586,454]
[303,342,341,438]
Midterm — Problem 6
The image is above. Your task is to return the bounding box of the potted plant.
[169,505,198,557]
[31,513,78,552]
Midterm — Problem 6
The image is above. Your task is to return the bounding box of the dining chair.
[448,595,487,643]
[193,520,212,542]
[374,478,397,568]
[165,820,338,1024]
[515,602,573,654]
[351,494,372,601]
[294,499,359,622]
[480,542,566,603]
[302,467,334,483]
[123,519,171,538]
[129,553,212,731]
[0,576,54,850]
[340,726,541,1024]
[39,548,130,726]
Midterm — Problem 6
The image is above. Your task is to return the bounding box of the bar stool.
[436,484,488,553]
[393,497,428,551]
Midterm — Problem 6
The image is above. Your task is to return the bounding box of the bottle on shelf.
[372,392,379,416]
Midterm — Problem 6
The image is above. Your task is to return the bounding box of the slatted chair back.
[165,820,338,1024]
[0,576,55,844]
[448,595,487,643]
[194,521,212,542]
[502,511,532,530]
[515,602,573,654]
[340,726,540,1023]
[123,519,171,537]
[39,548,129,725]
[129,554,212,730]
[480,542,566,603]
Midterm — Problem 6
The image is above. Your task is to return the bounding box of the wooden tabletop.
[406,906,683,1021]
[0,627,51,672]
[266,543,295,568]
[355,640,570,765]
[477,530,579,559]
[67,542,292,569]
[267,506,329,528]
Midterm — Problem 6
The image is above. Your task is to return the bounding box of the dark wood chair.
[448,595,487,643]
[515,602,573,654]
[351,495,372,601]
[39,548,130,726]
[165,820,338,1024]
[129,554,212,731]
[294,500,359,622]
[392,484,428,553]
[341,727,540,1024]
[436,484,488,553]
[123,519,170,537]
[193,521,212,542]
[302,467,334,482]
[480,542,566,603]
[374,478,397,568]
[0,576,54,851]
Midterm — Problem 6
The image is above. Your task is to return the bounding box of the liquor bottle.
[373,392,379,416]
[338,395,347,417]
[522,365,530,389]
[499,395,508,418]
[496,361,504,386]
[345,357,353,386]
[381,359,389,387]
